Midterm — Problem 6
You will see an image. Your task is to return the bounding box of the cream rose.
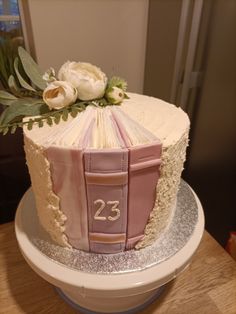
[106,86,124,104]
[58,61,107,101]
[43,80,77,110]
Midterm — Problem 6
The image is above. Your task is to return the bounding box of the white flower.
[106,86,124,104]
[43,81,77,110]
[58,61,107,101]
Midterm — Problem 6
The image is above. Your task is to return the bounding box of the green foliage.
[10,124,17,134]
[18,47,47,90]
[0,39,18,89]
[0,47,129,135]
[0,90,17,100]
[14,57,36,92]
[107,76,128,91]
[8,75,20,96]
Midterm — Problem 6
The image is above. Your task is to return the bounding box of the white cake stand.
[15,182,204,314]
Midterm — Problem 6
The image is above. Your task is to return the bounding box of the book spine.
[126,142,162,249]
[84,149,128,253]
[46,146,89,251]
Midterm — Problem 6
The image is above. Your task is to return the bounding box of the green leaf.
[46,116,53,126]
[10,124,17,134]
[8,75,20,95]
[0,100,49,126]
[0,108,9,125]
[0,99,15,106]
[38,120,44,128]
[70,107,79,118]
[62,109,68,121]
[97,98,108,106]
[0,91,17,100]
[2,126,9,135]
[27,119,34,130]
[54,112,61,124]
[18,47,46,90]
[14,57,36,92]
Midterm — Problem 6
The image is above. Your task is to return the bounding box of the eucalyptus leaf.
[0,107,9,125]
[0,39,18,89]
[8,75,20,95]
[18,47,46,90]
[0,99,15,106]
[0,100,49,126]
[0,91,17,100]
[14,57,36,92]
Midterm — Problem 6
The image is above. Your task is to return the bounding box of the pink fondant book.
[111,109,162,249]
[84,149,129,254]
[46,146,89,251]
[126,142,162,249]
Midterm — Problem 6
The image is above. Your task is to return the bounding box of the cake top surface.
[24,92,189,148]
[121,93,189,147]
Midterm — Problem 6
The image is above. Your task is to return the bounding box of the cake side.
[24,135,71,248]
[135,130,189,249]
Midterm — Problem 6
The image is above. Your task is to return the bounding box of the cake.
[0,48,189,254]
[23,93,189,253]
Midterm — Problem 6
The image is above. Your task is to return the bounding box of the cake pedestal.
[15,182,204,314]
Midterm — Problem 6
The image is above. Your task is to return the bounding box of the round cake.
[23,92,189,254]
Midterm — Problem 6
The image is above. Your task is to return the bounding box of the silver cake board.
[15,180,204,313]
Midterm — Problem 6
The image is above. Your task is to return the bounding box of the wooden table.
[0,223,236,314]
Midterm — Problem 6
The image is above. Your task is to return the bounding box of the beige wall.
[23,0,149,93]
[144,0,182,102]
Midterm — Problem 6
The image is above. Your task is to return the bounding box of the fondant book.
[45,107,162,253]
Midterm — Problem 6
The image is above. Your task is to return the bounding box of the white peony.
[106,86,124,104]
[43,80,77,110]
[58,61,107,101]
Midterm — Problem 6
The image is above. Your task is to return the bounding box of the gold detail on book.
[94,199,120,222]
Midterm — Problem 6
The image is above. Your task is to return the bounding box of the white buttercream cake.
[23,93,189,254]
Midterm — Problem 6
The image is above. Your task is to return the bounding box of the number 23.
[94,199,120,221]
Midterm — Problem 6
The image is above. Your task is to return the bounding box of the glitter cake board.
[19,181,198,274]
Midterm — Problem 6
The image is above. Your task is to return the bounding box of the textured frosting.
[135,131,189,248]
[24,136,71,248]
[23,93,190,250]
